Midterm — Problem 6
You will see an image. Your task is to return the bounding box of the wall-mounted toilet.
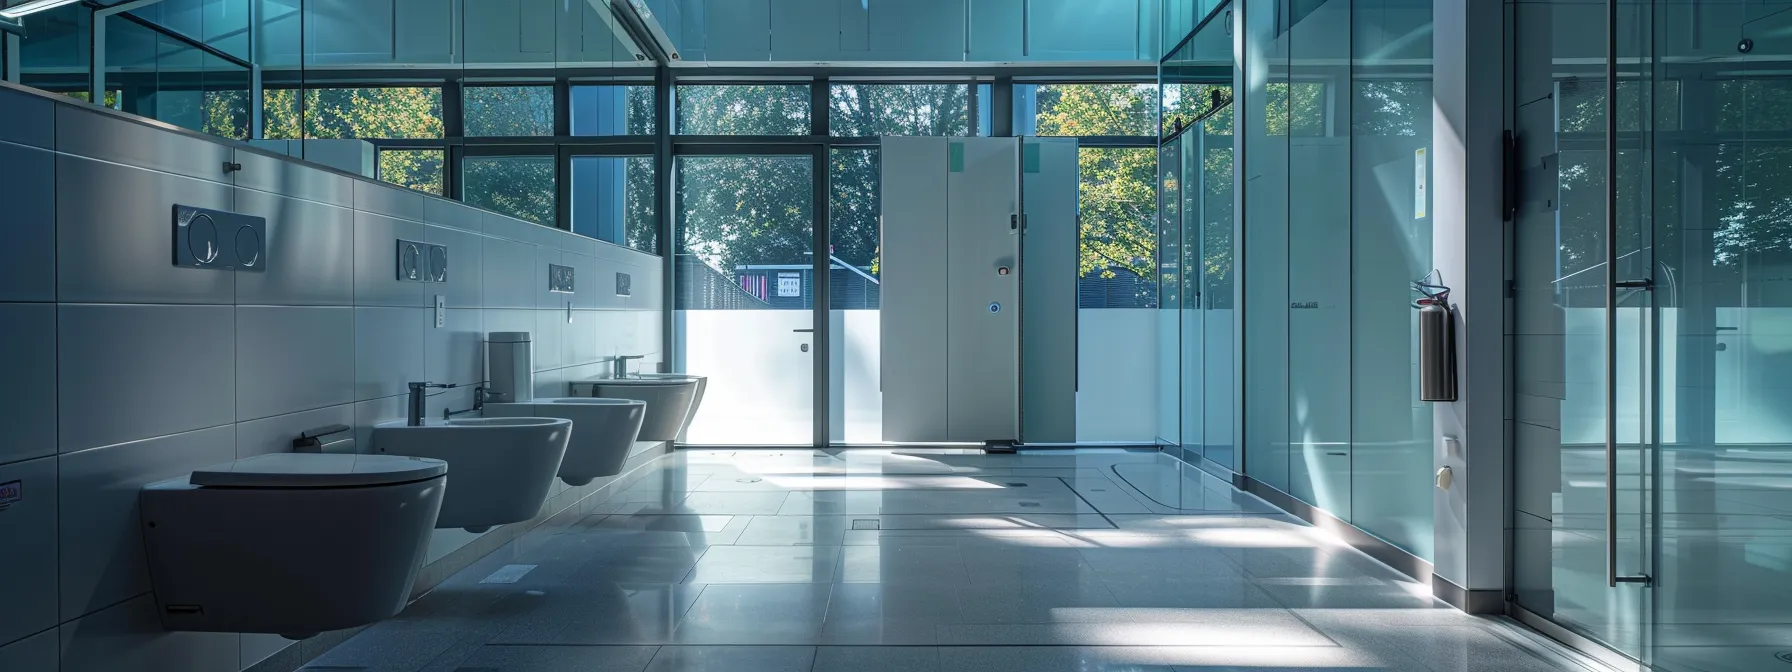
[139,453,446,640]
[570,376,702,442]
[485,398,647,485]
[372,417,571,532]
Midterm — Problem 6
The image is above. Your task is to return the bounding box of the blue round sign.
[988,302,1002,314]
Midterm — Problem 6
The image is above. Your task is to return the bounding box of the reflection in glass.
[464,86,554,137]
[676,85,812,135]
[376,149,445,195]
[829,84,971,137]
[464,155,555,225]
[571,156,656,252]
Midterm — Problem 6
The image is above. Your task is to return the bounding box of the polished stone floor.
[303,449,1600,672]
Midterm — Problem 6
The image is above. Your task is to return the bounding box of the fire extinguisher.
[1414,271,1456,402]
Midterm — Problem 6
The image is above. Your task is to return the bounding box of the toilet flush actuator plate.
[173,205,266,272]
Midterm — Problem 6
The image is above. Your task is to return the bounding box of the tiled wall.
[0,83,666,672]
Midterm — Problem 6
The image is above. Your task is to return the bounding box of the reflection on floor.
[303,449,1595,672]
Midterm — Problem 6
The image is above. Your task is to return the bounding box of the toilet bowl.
[570,376,702,442]
[372,416,571,532]
[485,398,647,486]
[140,453,447,639]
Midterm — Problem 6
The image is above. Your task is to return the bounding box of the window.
[1079,147,1158,308]
[377,150,445,195]
[676,84,812,135]
[464,156,556,226]
[1026,83,1158,136]
[1162,83,1232,134]
[262,86,445,140]
[464,86,554,137]
[828,84,971,136]
[570,156,657,252]
[571,85,656,136]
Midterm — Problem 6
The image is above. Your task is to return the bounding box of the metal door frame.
[669,142,831,448]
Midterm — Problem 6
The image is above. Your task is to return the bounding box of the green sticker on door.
[949,142,964,172]
[1022,143,1040,173]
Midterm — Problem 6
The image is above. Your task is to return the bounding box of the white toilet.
[139,453,447,640]
[485,398,647,485]
[372,417,571,532]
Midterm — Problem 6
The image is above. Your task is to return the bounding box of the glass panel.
[1646,4,1792,670]
[828,83,971,136]
[1025,83,1159,136]
[1242,0,1291,490]
[676,155,816,445]
[464,86,554,137]
[263,87,446,140]
[1158,140,1184,447]
[1201,102,1236,469]
[675,84,812,135]
[1508,0,1651,658]
[1284,0,1352,517]
[376,149,444,195]
[830,147,882,443]
[463,155,556,226]
[571,85,657,136]
[570,156,656,251]
[1075,146,1161,443]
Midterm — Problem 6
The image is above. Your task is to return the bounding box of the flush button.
[234,225,263,268]
[187,214,219,264]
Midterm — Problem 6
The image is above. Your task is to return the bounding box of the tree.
[262,86,447,195]
[1036,84,1163,306]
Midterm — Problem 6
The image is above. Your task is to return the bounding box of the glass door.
[1508,0,1656,660]
[673,148,827,445]
[1644,6,1792,670]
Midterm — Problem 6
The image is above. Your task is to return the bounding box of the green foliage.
[465,86,555,137]
[1035,84,1162,300]
[262,87,446,194]
[830,84,971,137]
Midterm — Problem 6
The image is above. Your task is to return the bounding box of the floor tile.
[683,545,841,583]
[305,449,1598,672]
[441,644,657,671]
[640,645,815,672]
[812,646,940,672]
[671,584,831,644]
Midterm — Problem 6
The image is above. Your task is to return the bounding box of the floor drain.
[737,477,762,483]
[1018,501,1042,507]
[851,519,881,530]
[1777,652,1792,664]
[1003,482,1029,487]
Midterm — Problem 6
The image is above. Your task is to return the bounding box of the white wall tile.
[57,426,234,621]
[423,225,484,308]
[355,307,426,401]
[57,157,235,304]
[234,404,356,459]
[568,310,602,366]
[236,306,355,421]
[233,190,355,306]
[0,629,57,672]
[425,308,485,387]
[565,253,602,310]
[0,304,56,465]
[0,143,55,302]
[483,309,535,341]
[58,595,237,672]
[534,308,568,371]
[353,395,405,453]
[353,211,428,307]
[534,247,563,309]
[230,149,354,208]
[482,236,537,309]
[55,107,232,184]
[353,180,425,222]
[424,197,483,233]
[0,87,54,149]
[0,456,57,647]
[58,305,235,453]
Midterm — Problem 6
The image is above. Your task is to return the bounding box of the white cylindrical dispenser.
[486,332,534,403]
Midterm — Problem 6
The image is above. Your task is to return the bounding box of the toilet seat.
[188,453,446,488]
